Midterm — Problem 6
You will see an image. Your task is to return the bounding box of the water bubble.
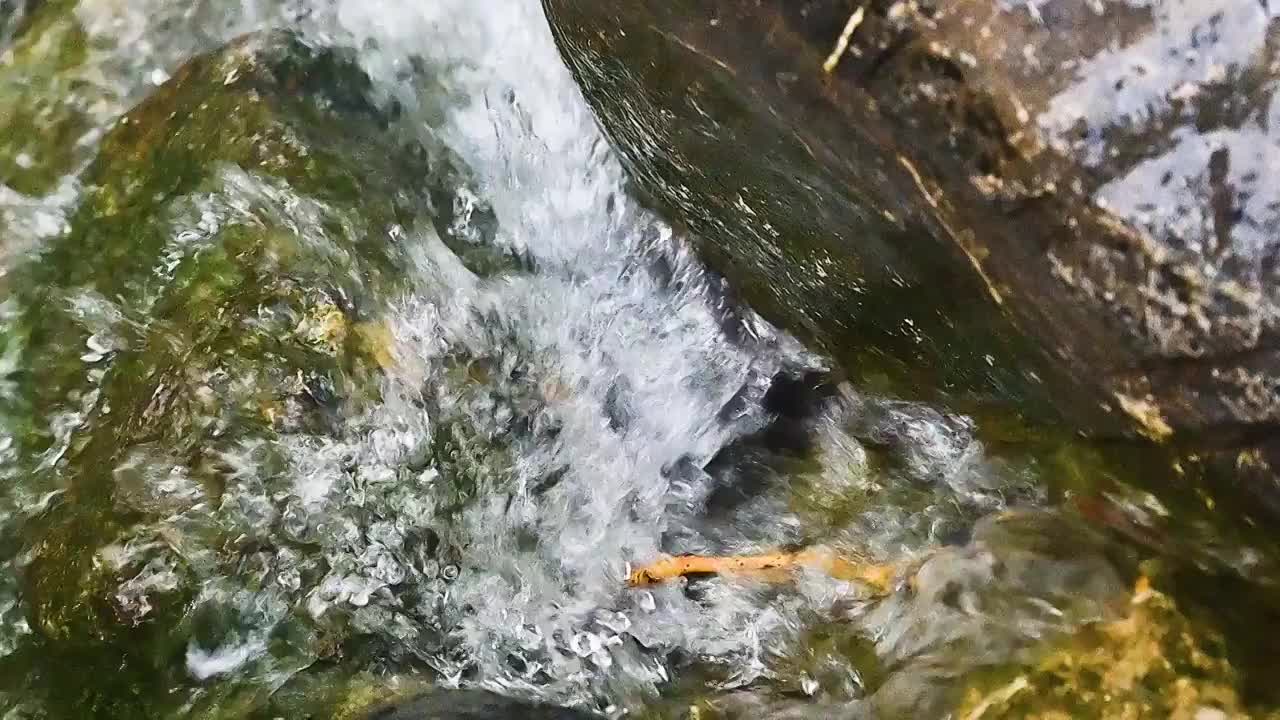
[801,675,820,696]
[346,577,380,608]
[280,502,313,542]
[570,632,602,658]
[317,574,346,602]
[277,566,302,592]
[594,610,631,634]
[418,557,440,580]
[590,649,613,671]
[404,441,433,472]
[361,545,407,586]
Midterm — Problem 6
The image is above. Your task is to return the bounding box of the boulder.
[541,0,1280,501]
[1,28,456,717]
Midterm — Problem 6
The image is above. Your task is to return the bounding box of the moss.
[765,619,886,702]
[14,221,399,716]
[953,578,1249,720]
[252,665,427,720]
[0,0,93,195]
[1,30,424,454]
[2,30,455,718]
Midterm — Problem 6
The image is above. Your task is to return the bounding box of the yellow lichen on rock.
[954,576,1250,720]
[295,302,349,354]
[328,675,428,720]
[353,320,398,371]
[1113,391,1175,441]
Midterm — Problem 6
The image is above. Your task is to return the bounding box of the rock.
[364,688,594,720]
[3,29,453,716]
[540,1,1280,493]
[951,577,1252,720]
[3,23,550,716]
[0,0,94,195]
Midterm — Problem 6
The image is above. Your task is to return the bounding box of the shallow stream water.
[1,1,1277,718]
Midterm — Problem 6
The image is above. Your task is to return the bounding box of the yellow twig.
[628,547,895,592]
[962,675,1030,720]
[823,6,866,73]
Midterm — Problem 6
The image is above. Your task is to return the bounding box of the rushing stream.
[1,1,1277,718]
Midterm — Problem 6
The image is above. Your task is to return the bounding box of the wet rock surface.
[952,576,1255,720]
[0,0,92,196]
[541,0,1280,504]
[0,28,472,717]
[364,688,594,720]
[540,3,1280,712]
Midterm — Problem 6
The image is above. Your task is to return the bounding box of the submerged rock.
[540,1,1280,508]
[364,689,594,720]
[952,577,1253,720]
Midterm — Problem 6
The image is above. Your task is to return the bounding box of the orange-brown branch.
[628,547,896,592]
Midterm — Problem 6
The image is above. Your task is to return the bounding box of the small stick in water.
[628,547,896,592]
[823,6,866,73]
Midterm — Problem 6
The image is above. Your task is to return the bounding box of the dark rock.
[603,376,634,432]
[762,369,839,420]
[364,689,594,720]
[541,0,1280,461]
[670,369,839,549]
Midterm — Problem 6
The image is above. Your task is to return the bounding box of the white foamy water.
[262,0,820,702]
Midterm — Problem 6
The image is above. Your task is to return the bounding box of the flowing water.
[0,1,1276,718]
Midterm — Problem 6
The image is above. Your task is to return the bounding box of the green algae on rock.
[952,577,1256,720]
[0,0,93,196]
[2,29,426,470]
[0,29,478,718]
[362,688,596,720]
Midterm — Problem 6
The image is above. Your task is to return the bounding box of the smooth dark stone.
[538,0,1280,438]
[541,0,1280,514]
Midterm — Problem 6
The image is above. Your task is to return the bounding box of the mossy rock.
[0,0,93,195]
[244,664,428,720]
[0,29,464,718]
[362,689,595,720]
[952,580,1253,720]
[3,29,425,458]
